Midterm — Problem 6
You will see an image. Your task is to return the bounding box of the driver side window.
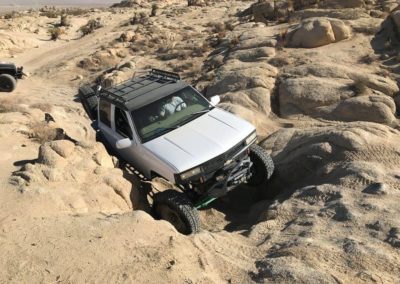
[114,107,133,140]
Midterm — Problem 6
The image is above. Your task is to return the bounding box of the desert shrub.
[79,18,103,36]
[29,122,59,144]
[151,4,159,17]
[187,0,208,6]
[269,57,291,67]
[207,21,226,33]
[60,14,71,27]
[130,12,148,25]
[40,7,60,18]
[3,11,21,19]
[48,27,65,41]
[0,97,25,113]
[351,78,369,95]
[359,54,375,64]
[353,25,379,35]
[230,36,240,48]
[111,0,141,8]
[65,8,88,16]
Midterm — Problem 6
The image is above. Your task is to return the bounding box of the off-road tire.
[247,144,274,186]
[78,85,97,120]
[0,74,16,92]
[153,190,200,235]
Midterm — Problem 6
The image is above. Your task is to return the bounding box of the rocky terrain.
[1,0,400,283]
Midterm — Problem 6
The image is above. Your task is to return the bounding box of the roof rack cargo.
[150,69,180,81]
[97,68,187,111]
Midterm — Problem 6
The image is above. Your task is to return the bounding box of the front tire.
[247,144,274,186]
[0,74,16,92]
[153,190,200,235]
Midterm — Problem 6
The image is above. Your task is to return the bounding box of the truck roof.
[0,62,17,71]
[99,69,188,111]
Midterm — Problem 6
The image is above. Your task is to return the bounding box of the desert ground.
[1,0,400,283]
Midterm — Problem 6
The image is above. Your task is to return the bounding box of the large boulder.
[332,95,397,124]
[250,0,294,22]
[207,66,276,96]
[279,75,398,124]
[284,63,399,96]
[279,76,354,116]
[262,122,400,189]
[11,141,139,215]
[285,17,351,48]
[247,122,400,283]
[228,47,276,62]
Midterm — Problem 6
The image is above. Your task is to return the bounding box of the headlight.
[180,167,202,180]
[245,132,257,145]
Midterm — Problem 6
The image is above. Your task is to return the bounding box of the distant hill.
[0,0,118,6]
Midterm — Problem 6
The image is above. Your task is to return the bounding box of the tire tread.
[153,190,200,235]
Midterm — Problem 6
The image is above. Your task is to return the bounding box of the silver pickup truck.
[79,69,274,234]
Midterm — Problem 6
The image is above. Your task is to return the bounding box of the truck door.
[98,99,115,147]
[112,106,138,164]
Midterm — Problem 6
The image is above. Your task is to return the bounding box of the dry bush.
[29,122,58,144]
[3,11,22,19]
[31,103,53,112]
[207,21,227,34]
[172,62,193,72]
[79,18,103,36]
[40,7,60,18]
[78,57,116,71]
[48,27,65,41]
[351,78,369,95]
[60,14,71,27]
[130,12,148,25]
[230,36,240,48]
[276,27,289,49]
[65,8,88,16]
[359,54,375,65]
[187,0,208,6]
[269,57,291,67]
[111,0,141,8]
[151,4,159,17]
[0,97,25,113]
[353,25,379,35]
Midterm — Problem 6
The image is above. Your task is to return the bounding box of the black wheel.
[247,144,274,186]
[153,190,200,235]
[78,85,97,120]
[0,74,16,92]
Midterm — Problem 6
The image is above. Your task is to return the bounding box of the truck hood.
[143,108,255,173]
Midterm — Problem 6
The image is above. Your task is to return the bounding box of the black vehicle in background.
[0,62,24,92]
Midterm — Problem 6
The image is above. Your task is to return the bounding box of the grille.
[202,141,245,174]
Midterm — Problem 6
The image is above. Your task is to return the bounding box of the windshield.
[132,86,212,143]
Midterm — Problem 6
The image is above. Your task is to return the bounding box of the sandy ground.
[1,0,400,283]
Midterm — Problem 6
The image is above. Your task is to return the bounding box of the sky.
[0,0,118,6]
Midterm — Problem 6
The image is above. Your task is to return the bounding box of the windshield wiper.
[146,127,179,137]
[190,109,212,116]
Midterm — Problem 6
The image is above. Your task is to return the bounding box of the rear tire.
[247,144,274,186]
[0,74,16,92]
[78,85,97,120]
[153,190,200,235]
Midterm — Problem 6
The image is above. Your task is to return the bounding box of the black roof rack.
[98,69,187,111]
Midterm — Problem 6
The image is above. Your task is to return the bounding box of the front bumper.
[205,155,253,198]
[178,144,254,205]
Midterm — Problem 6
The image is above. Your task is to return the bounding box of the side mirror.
[96,85,102,94]
[116,138,132,150]
[210,95,220,106]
